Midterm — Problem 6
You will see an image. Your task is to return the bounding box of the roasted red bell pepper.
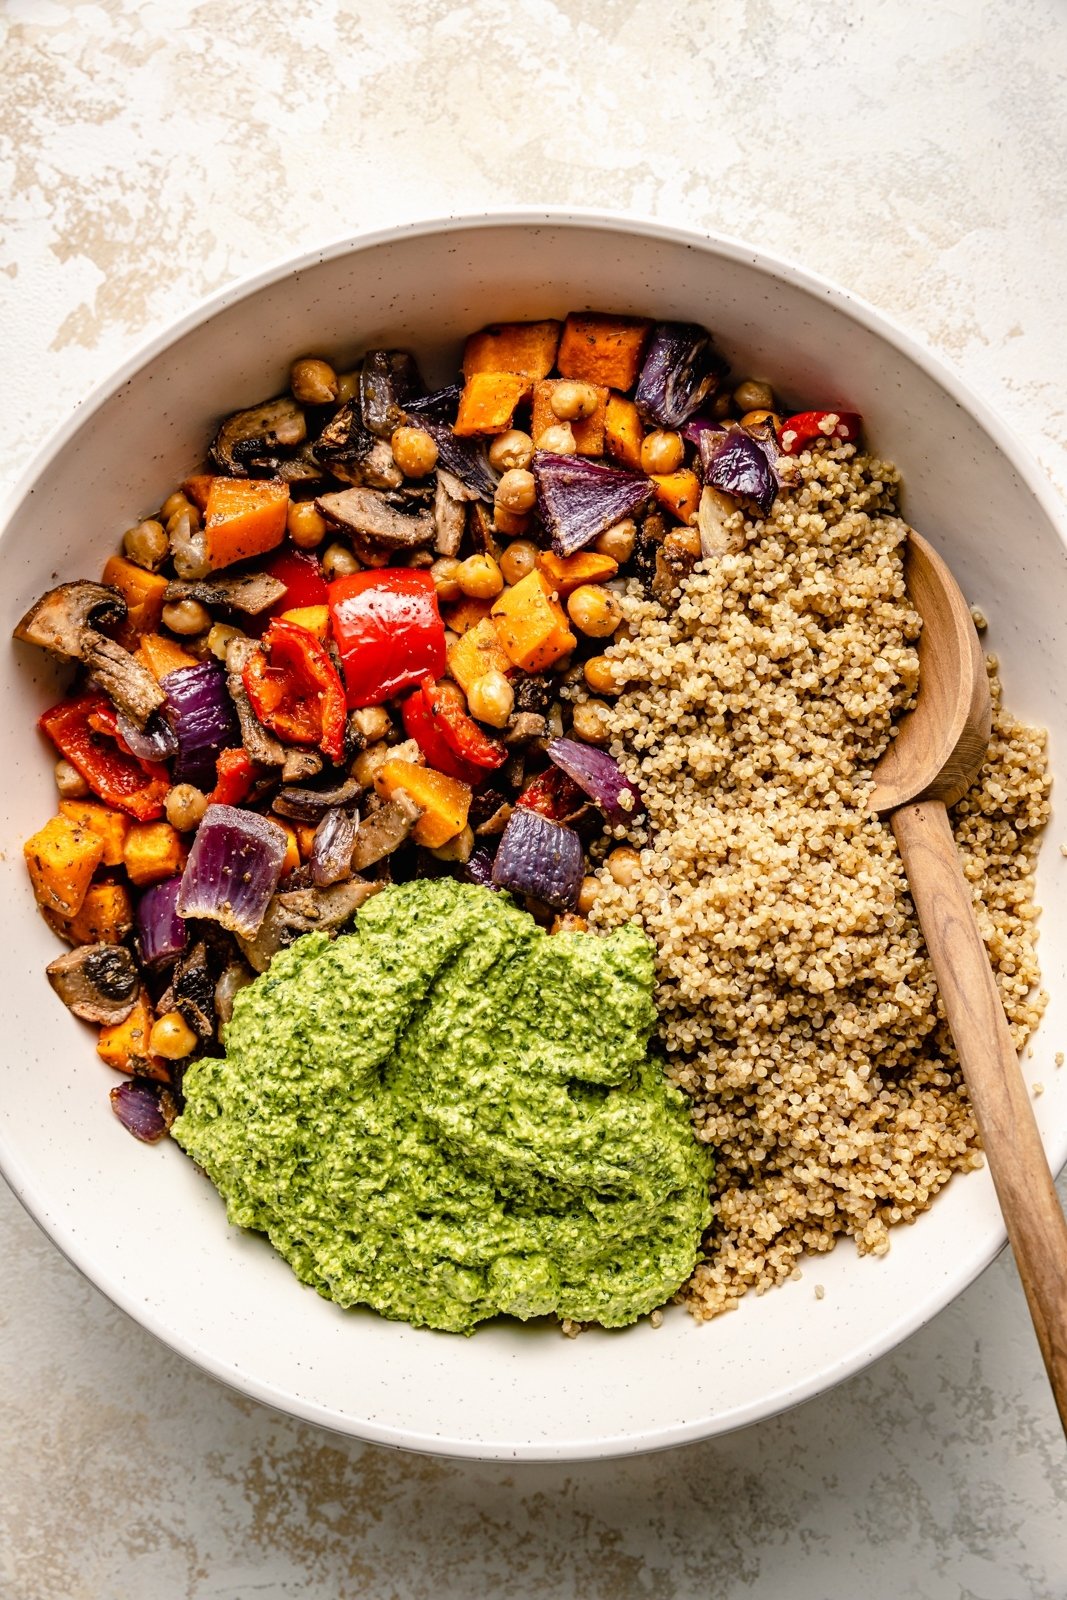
[262,546,329,614]
[419,677,506,771]
[208,747,257,807]
[328,570,446,708]
[401,688,486,787]
[516,765,587,822]
[778,410,863,455]
[39,693,170,821]
[242,619,347,762]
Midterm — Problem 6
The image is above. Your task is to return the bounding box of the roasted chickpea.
[499,539,539,586]
[583,655,618,695]
[352,741,392,788]
[290,356,338,405]
[287,501,328,549]
[336,369,360,403]
[161,598,211,636]
[122,518,169,570]
[577,875,600,915]
[594,518,637,563]
[740,408,782,432]
[207,622,242,662]
[663,525,702,560]
[149,1011,198,1061]
[322,541,360,580]
[536,422,577,455]
[494,467,536,515]
[160,490,193,523]
[712,390,733,420]
[350,705,392,743]
[430,556,463,604]
[567,584,623,638]
[165,783,209,832]
[54,758,89,799]
[550,380,599,421]
[467,670,514,729]
[488,429,535,472]
[733,378,775,414]
[607,845,642,887]
[456,553,504,600]
[640,430,685,476]
[570,698,612,745]
[391,425,439,478]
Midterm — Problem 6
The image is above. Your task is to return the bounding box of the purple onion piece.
[491,807,584,911]
[546,737,643,828]
[404,383,462,423]
[110,1079,177,1144]
[176,803,289,939]
[532,453,654,558]
[698,428,780,517]
[116,708,179,762]
[360,349,424,438]
[162,662,238,791]
[415,417,498,502]
[682,414,726,449]
[463,842,502,890]
[633,322,728,428]
[136,877,188,968]
[310,807,357,886]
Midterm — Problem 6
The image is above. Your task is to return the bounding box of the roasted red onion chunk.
[110,1079,177,1144]
[413,414,498,502]
[115,708,180,762]
[633,321,728,428]
[463,842,501,891]
[161,662,238,791]
[310,807,357,886]
[176,803,289,939]
[532,452,653,557]
[699,428,780,517]
[546,738,643,828]
[135,876,188,968]
[491,807,584,912]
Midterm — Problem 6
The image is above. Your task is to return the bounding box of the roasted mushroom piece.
[360,350,423,439]
[238,876,382,972]
[14,581,165,729]
[350,792,422,870]
[315,402,402,489]
[315,486,435,551]
[211,396,308,476]
[273,773,363,822]
[157,939,216,1041]
[163,572,287,616]
[433,469,478,557]
[46,943,139,1025]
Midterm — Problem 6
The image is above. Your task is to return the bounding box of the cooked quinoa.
[584,443,1050,1319]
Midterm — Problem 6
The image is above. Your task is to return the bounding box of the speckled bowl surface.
[1,212,1065,1462]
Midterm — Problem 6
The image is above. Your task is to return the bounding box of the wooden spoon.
[871,530,1067,1431]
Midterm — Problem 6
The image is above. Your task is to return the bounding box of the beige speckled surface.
[3,1,1067,1595]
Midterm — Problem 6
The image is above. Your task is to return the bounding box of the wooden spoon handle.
[892,797,1067,1432]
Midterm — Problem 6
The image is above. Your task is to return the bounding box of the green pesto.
[173,879,712,1334]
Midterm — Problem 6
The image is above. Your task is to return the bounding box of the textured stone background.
[2,1,1067,1596]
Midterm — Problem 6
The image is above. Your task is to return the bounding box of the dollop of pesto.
[173,879,712,1334]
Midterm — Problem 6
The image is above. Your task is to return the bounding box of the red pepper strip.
[39,693,170,821]
[208,747,257,807]
[242,619,347,762]
[401,691,486,787]
[261,547,329,614]
[419,677,506,771]
[516,765,587,822]
[778,410,863,455]
[328,569,446,708]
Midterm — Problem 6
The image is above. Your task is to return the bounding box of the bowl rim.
[2,207,1065,1462]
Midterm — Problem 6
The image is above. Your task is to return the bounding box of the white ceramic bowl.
[2,213,1065,1462]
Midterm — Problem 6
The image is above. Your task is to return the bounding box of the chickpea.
[290,356,338,405]
[663,525,702,561]
[607,845,642,887]
[430,556,463,604]
[712,390,734,420]
[494,467,536,515]
[640,430,685,476]
[536,422,577,455]
[336,369,360,403]
[207,622,242,662]
[350,705,392,743]
[567,584,623,638]
[122,518,169,570]
[570,698,612,745]
[740,408,782,432]
[488,429,535,473]
[391,425,439,478]
[583,655,618,696]
[499,539,539,586]
[433,679,466,712]
[160,490,193,523]
[456,553,504,600]
[352,741,392,788]
[577,876,600,915]
[165,783,209,832]
[287,500,328,549]
[322,541,361,580]
[594,518,637,564]
[430,824,475,864]
[149,1010,198,1061]
[493,506,529,539]
[161,598,211,636]
[733,378,775,414]
[54,758,89,799]
[550,380,599,421]
[467,670,514,729]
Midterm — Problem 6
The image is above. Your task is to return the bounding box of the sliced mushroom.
[360,350,423,439]
[281,747,323,783]
[350,791,422,870]
[315,486,434,550]
[84,634,168,726]
[14,581,165,729]
[273,773,363,822]
[504,712,549,745]
[164,572,287,616]
[46,943,139,1025]
[211,396,307,476]
[157,939,215,1041]
[238,876,382,972]
[473,800,512,838]
[467,500,504,561]
[433,468,476,556]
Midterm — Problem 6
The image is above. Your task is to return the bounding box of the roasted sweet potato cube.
[446,616,514,693]
[453,373,532,437]
[45,881,133,945]
[202,478,289,570]
[531,380,608,455]
[97,990,169,1082]
[557,314,652,391]
[101,554,168,641]
[24,815,104,918]
[135,631,199,682]
[462,320,561,380]
[378,760,471,849]
[650,469,701,523]
[59,800,129,867]
[604,394,645,471]
[491,571,576,673]
[536,550,619,597]
[122,820,185,887]
[441,596,494,636]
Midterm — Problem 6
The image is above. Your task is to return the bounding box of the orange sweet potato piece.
[24,815,104,918]
[536,550,619,598]
[45,881,133,946]
[59,800,129,867]
[531,380,608,455]
[453,373,532,437]
[650,469,701,523]
[604,394,645,471]
[378,760,471,849]
[446,616,514,694]
[181,475,215,511]
[462,320,561,380]
[279,823,301,876]
[557,314,652,392]
[441,595,494,636]
[101,555,168,640]
[97,990,169,1082]
[490,571,576,673]
[122,821,185,887]
[202,478,289,570]
[135,632,199,681]
[280,604,329,641]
